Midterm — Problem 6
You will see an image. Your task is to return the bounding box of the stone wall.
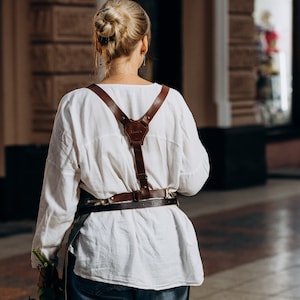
[30,0,96,143]
[29,0,258,142]
[229,0,258,126]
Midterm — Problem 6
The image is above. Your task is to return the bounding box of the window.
[254,0,293,127]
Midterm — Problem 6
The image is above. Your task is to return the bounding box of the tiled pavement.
[1,178,300,299]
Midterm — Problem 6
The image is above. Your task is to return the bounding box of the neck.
[99,55,151,85]
[109,57,139,75]
[106,72,138,79]
[100,73,151,85]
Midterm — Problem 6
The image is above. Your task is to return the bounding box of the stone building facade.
[30,0,97,142]
[229,0,257,126]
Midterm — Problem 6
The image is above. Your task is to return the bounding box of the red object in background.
[265,30,279,53]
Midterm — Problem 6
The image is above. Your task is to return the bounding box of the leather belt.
[77,189,177,214]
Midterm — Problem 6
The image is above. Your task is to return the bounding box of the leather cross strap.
[87,84,169,140]
[87,83,169,199]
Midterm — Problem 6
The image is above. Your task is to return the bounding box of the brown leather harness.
[65,84,178,281]
[76,84,177,215]
[62,84,179,296]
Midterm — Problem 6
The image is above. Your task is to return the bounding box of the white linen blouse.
[31,83,210,290]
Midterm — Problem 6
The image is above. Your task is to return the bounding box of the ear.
[141,35,149,54]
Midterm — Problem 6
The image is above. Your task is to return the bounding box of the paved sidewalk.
[0,232,37,299]
[1,179,300,299]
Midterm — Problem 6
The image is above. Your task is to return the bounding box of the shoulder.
[57,86,98,111]
[160,85,196,123]
[60,86,93,104]
[161,84,189,109]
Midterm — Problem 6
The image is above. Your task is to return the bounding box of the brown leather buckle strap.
[113,189,167,202]
[80,188,168,203]
[77,189,177,214]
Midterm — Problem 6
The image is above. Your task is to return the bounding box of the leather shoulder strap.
[87,84,169,127]
[139,84,169,125]
[87,84,130,126]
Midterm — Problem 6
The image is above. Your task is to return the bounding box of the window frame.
[266,0,300,142]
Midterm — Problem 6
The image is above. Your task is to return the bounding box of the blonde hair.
[93,0,151,72]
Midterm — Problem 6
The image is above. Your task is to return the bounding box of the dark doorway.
[137,0,182,92]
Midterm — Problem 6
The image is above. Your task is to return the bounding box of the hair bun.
[93,0,151,69]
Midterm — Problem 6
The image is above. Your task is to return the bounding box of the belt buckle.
[86,198,110,206]
[165,190,178,206]
[133,191,141,202]
[166,190,177,199]
[101,198,110,206]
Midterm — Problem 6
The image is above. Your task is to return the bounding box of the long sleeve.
[31,97,80,268]
[178,104,210,196]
